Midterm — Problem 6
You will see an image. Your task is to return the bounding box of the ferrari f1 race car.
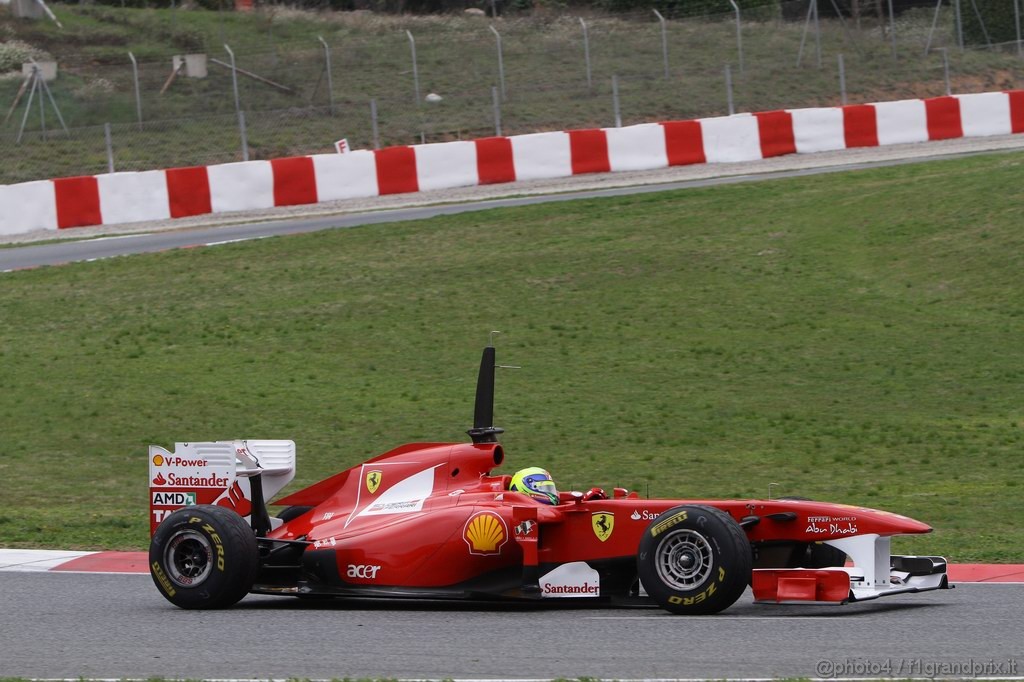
[148,343,950,614]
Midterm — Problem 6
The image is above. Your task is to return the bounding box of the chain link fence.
[3,0,1024,184]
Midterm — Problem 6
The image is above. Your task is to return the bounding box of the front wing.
[752,533,950,604]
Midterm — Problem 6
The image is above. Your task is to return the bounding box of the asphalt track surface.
[0,572,1020,680]
[3,145,1023,273]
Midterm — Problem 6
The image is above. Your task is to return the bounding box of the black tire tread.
[149,504,258,610]
[637,504,752,615]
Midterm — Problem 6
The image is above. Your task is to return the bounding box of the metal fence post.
[653,9,669,79]
[492,85,502,136]
[489,25,506,101]
[218,0,226,47]
[725,63,735,115]
[838,53,847,105]
[728,0,744,76]
[924,0,943,55]
[406,30,421,105]
[224,44,241,116]
[797,0,812,66]
[940,47,951,95]
[238,110,250,162]
[612,75,622,127]
[318,36,334,115]
[128,52,143,129]
[799,0,822,68]
[813,0,822,69]
[580,18,593,89]
[1015,0,1023,58]
[370,98,380,150]
[104,123,115,173]
[954,0,964,51]
[887,0,898,59]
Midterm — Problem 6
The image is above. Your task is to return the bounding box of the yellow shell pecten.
[466,513,505,553]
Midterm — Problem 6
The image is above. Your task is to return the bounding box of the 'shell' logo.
[216,480,251,517]
[365,470,382,494]
[463,512,508,556]
[592,512,614,542]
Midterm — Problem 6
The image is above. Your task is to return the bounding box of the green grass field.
[1,151,1023,561]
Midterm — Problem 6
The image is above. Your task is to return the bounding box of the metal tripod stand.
[6,62,69,144]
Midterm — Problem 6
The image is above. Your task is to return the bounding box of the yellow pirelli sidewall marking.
[151,561,177,597]
[201,522,227,571]
[667,565,726,606]
[650,510,688,537]
[668,581,718,606]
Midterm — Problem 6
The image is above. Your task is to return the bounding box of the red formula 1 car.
[148,344,950,614]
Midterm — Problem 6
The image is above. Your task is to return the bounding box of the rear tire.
[149,505,258,609]
[637,505,752,615]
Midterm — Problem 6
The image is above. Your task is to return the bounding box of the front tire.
[637,505,752,615]
[149,505,258,609]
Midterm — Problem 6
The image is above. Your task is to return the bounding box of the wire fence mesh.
[3,0,1024,184]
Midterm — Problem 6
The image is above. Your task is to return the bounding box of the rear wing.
[148,440,296,535]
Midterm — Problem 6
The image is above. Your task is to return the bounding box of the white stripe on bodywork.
[345,463,442,528]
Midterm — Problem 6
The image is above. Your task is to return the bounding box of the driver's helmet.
[510,467,559,505]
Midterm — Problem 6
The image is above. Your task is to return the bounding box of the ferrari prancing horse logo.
[592,512,614,542]
[366,470,382,494]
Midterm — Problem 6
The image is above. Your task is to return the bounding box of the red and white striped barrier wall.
[3,91,1024,237]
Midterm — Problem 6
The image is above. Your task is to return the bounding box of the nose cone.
[851,507,933,535]
[780,499,934,536]
[860,508,933,535]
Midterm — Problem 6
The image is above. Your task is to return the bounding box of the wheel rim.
[164,529,214,587]
[655,528,714,590]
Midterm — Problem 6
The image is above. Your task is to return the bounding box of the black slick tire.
[149,504,258,609]
[637,504,752,615]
